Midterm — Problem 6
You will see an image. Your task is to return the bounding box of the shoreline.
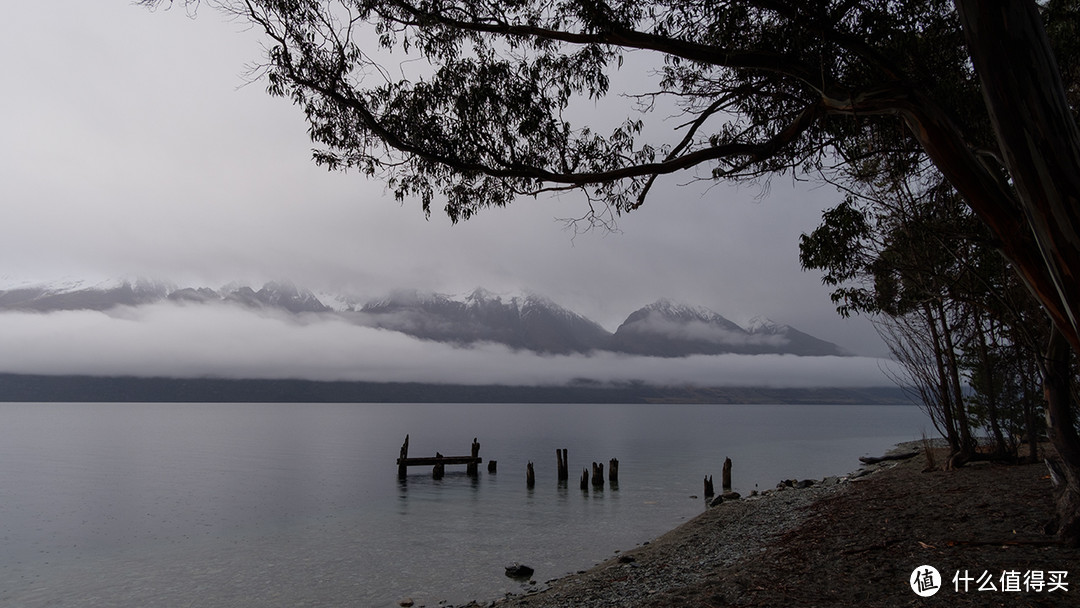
[448,443,924,608]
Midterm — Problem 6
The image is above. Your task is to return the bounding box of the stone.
[709,495,725,507]
[505,563,535,579]
[398,599,414,607]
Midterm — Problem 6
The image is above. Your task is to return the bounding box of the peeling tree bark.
[956,0,1080,546]
[955,0,1080,353]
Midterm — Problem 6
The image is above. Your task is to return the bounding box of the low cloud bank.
[0,303,898,388]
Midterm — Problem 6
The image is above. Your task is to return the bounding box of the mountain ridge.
[0,279,852,357]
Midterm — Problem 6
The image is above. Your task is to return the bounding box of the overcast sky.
[0,2,894,386]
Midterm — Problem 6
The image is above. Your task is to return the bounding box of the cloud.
[0,303,896,387]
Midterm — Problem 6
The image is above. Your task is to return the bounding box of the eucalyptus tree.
[141,0,1080,541]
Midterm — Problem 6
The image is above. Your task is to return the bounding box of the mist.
[0,303,895,388]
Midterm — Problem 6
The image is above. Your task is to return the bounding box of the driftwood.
[858,450,920,465]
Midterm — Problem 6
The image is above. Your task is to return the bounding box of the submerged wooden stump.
[488,460,497,473]
[722,457,732,493]
[580,468,589,490]
[467,438,480,477]
[526,461,536,488]
[609,458,619,485]
[433,452,445,479]
[557,448,569,482]
[704,474,715,498]
[398,435,410,480]
[591,462,604,488]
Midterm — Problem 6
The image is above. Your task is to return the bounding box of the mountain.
[611,299,848,357]
[0,280,850,357]
[0,279,331,315]
[0,278,171,312]
[746,316,851,357]
[359,288,611,354]
[221,281,332,314]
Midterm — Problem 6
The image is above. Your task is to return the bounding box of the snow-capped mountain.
[359,288,611,354]
[0,280,850,357]
[0,279,330,314]
[611,299,847,356]
[0,278,171,312]
[745,315,851,357]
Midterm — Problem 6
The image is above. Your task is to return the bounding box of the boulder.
[505,563,535,579]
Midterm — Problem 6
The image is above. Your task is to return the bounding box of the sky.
[0,2,895,387]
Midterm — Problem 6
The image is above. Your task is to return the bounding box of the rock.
[722,491,741,500]
[709,495,725,507]
[398,599,414,607]
[795,479,815,489]
[505,563,535,579]
[617,555,636,564]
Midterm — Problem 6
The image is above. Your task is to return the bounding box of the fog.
[0,303,894,387]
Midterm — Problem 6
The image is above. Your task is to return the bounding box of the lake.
[0,402,927,607]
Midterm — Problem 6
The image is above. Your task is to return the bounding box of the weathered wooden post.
[608,458,619,485]
[397,435,410,480]
[526,461,535,488]
[557,449,569,482]
[488,460,497,473]
[704,475,715,498]
[591,462,604,488]
[433,452,445,480]
[580,468,589,490]
[467,438,480,476]
[722,457,732,493]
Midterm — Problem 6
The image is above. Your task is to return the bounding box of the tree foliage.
[142,0,1080,541]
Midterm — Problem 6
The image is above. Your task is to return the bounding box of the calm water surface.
[0,402,926,606]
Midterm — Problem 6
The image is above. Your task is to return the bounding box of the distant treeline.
[0,373,913,405]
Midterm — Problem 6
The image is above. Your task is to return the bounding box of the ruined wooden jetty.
[396,435,482,479]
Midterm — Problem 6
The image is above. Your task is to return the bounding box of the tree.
[143,0,1080,542]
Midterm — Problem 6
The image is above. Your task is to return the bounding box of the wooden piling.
[433,452,445,480]
[608,458,619,484]
[467,438,480,476]
[591,462,604,487]
[398,435,410,479]
[557,448,569,482]
[704,475,714,498]
[580,468,589,490]
[722,457,732,493]
[526,461,535,488]
[488,460,497,473]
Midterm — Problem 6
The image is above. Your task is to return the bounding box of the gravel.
[450,473,860,608]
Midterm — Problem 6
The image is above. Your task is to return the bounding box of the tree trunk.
[955,0,1080,353]
[937,300,975,461]
[955,0,1080,545]
[974,311,1008,457]
[1042,328,1080,546]
[924,302,960,454]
